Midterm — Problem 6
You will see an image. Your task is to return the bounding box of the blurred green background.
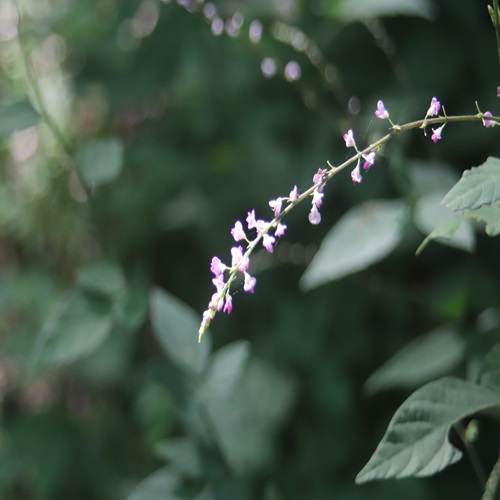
[1,0,500,498]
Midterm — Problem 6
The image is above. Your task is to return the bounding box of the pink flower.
[483,111,495,128]
[497,86,500,98]
[351,160,362,184]
[246,209,257,229]
[223,293,233,314]
[210,256,226,277]
[263,233,276,252]
[209,291,224,312]
[312,189,324,208]
[231,220,246,241]
[275,222,286,237]
[313,168,326,189]
[212,274,225,293]
[244,272,256,293]
[362,152,376,170]
[255,219,268,233]
[431,125,443,143]
[375,100,389,119]
[231,246,249,272]
[308,204,321,225]
[427,97,441,116]
[289,185,299,201]
[269,197,283,217]
[343,129,356,148]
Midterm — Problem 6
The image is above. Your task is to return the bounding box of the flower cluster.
[199,95,499,340]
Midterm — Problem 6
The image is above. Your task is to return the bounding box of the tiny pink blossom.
[308,204,321,225]
[362,152,376,170]
[263,233,276,253]
[244,272,256,293]
[209,291,224,312]
[431,125,443,143]
[255,219,268,233]
[497,86,500,98]
[351,161,362,184]
[483,111,495,128]
[212,274,225,292]
[343,129,356,148]
[223,293,233,314]
[313,168,326,189]
[231,220,246,241]
[269,197,283,217]
[289,185,299,201]
[246,210,257,229]
[375,100,389,119]
[231,246,249,272]
[275,222,286,237]
[210,256,226,277]
[312,189,324,208]
[427,97,441,116]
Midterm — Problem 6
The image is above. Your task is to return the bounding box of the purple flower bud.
[427,97,441,116]
[308,204,321,225]
[246,210,257,229]
[212,274,225,293]
[256,219,268,233]
[275,223,286,237]
[210,256,226,277]
[263,233,276,253]
[231,246,249,272]
[497,86,500,98]
[223,293,233,314]
[312,189,324,208]
[362,152,376,170]
[343,129,356,148]
[231,220,246,241]
[351,161,362,184]
[313,168,326,191]
[269,197,283,217]
[375,100,389,119]
[483,111,495,128]
[431,125,443,143]
[289,185,299,201]
[244,272,256,293]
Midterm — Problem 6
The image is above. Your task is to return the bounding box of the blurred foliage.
[1,0,500,499]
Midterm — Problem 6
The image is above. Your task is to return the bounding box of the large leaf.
[300,200,407,290]
[154,437,202,477]
[441,157,500,211]
[150,288,211,375]
[76,261,126,299]
[356,377,500,483]
[126,467,182,500]
[479,343,500,391]
[339,0,435,21]
[0,100,40,137]
[31,291,113,368]
[76,137,124,187]
[364,328,465,395]
[463,204,500,236]
[413,192,475,253]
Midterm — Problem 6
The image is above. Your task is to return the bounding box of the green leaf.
[126,467,182,500]
[76,261,126,299]
[150,288,211,375]
[415,215,462,256]
[479,343,500,391]
[76,137,124,187]
[0,100,40,137]
[463,204,500,236]
[338,0,435,21]
[154,437,202,477]
[300,200,407,291]
[31,291,113,368]
[364,328,465,395]
[441,157,500,211]
[356,377,500,483]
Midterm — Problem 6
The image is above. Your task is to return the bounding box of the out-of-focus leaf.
[364,327,465,395]
[441,157,500,211]
[204,340,251,398]
[76,261,126,299]
[126,467,182,500]
[463,204,500,236]
[414,192,475,254]
[408,160,459,197]
[479,343,500,391]
[150,288,211,375]
[31,291,113,368]
[356,377,500,483]
[0,100,40,137]
[338,0,435,21]
[76,137,124,186]
[199,358,294,473]
[300,200,407,290]
[154,437,202,477]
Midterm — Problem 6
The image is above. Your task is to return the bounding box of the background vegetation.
[1,0,500,499]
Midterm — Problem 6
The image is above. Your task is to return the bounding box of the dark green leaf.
[126,467,182,500]
[479,343,500,391]
[356,377,500,483]
[76,261,126,299]
[0,100,40,137]
[154,437,202,477]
